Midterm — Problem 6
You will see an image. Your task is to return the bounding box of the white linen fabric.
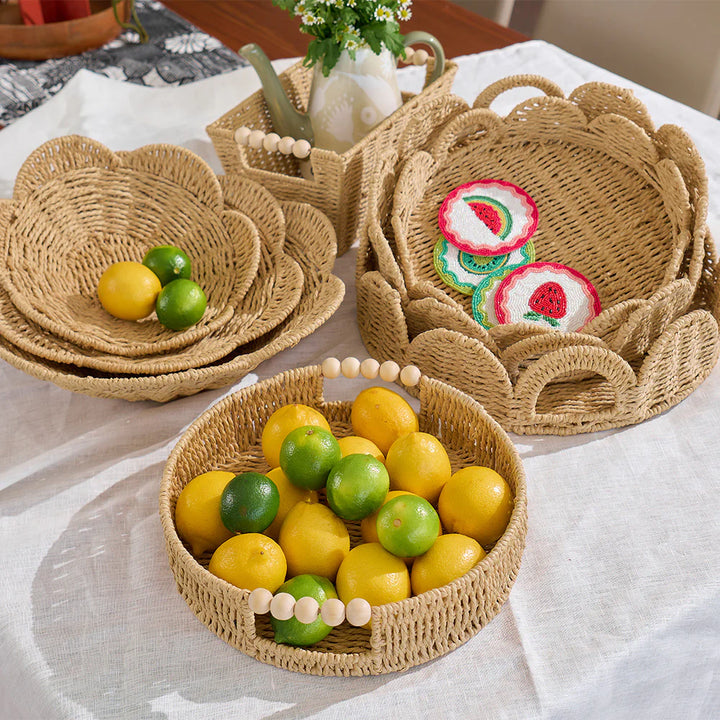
[1,41,719,720]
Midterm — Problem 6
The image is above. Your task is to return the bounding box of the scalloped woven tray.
[159,364,527,675]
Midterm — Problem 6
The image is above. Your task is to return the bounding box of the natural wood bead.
[294,596,320,624]
[399,365,422,387]
[360,358,380,379]
[269,592,295,621]
[234,126,251,145]
[379,360,400,383]
[292,139,312,159]
[341,357,360,378]
[263,132,280,152]
[403,46,415,61]
[322,357,341,379]
[248,129,266,149]
[248,587,273,614]
[278,136,296,155]
[320,598,346,626]
[346,597,372,627]
[413,49,429,66]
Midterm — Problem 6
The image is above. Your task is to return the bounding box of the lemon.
[278,500,350,580]
[438,466,514,546]
[97,261,161,321]
[385,431,452,504]
[280,425,341,490]
[262,404,331,469]
[337,436,385,463]
[351,386,419,455]
[325,454,389,521]
[411,533,486,595]
[360,490,415,544]
[376,494,440,558]
[155,278,207,331]
[174,470,235,556]
[335,543,411,626]
[219,472,279,534]
[142,245,191,286]
[263,467,318,540]
[208,533,287,592]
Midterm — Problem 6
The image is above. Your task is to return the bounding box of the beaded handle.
[234,127,313,159]
[246,357,422,626]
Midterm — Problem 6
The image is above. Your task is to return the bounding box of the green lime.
[326,454,389,521]
[271,574,337,646]
[142,245,192,286]
[376,494,440,558]
[155,278,207,331]
[279,425,341,490]
[219,472,280,534]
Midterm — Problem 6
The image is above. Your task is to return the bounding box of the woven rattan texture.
[206,59,458,256]
[1,137,267,357]
[356,76,720,435]
[159,365,527,675]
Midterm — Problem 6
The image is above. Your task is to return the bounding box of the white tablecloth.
[1,40,719,720]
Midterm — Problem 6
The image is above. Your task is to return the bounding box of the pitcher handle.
[403,31,446,86]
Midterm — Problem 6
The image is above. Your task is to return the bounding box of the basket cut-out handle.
[473,75,565,110]
[514,345,636,423]
[397,95,469,159]
[568,82,655,135]
[428,108,502,164]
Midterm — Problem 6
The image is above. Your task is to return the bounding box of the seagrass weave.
[158,364,527,676]
[1,136,263,357]
[356,76,719,435]
[206,58,458,256]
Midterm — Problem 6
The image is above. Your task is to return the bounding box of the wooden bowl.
[0,0,128,60]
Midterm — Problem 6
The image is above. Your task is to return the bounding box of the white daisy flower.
[373,5,393,21]
[397,6,412,20]
[301,12,322,25]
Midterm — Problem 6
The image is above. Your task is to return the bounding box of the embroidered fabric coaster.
[494,262,602,332]
[471,265,524,329]
[438,179,538,256]
[433,237,535,295]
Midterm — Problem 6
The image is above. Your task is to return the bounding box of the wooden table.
[162,0,527,59]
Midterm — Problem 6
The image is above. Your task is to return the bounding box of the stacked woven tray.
[0,136,344,402]
[356,76,720,434]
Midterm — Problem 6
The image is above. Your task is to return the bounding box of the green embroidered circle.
[471,265,523,328]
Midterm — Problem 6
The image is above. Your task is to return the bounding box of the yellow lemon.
[174,470,235,556]
[261,404,331,469]
[336,543,411,626]
[263,467,318,540]
[411,533,486,596]
[385,431,452,504]
[209,533,287,592]
[350,386,419,455]
[97,261,162,321]
[337,435,385,463]
[278,500,349,580]
[438,466,514,546]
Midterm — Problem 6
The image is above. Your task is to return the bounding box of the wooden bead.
[322,357,341,379]
[248,587,273,614]
[379,360,400,383]
[346,597,372,627]
[413,49,429,66]
[399,365,422,387]
[360,358,380,379]
[341,357,361,378]
[263,132,280,152]
[292,139,312,159]
[294,596,320,624]
[278,136,296,155]
[248,129,266,149]
[269,592,295,621]
[403,46,415,61]
[320,598,346,626]
[234,126,251,145]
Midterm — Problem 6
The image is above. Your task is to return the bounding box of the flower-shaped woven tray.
[356,77,720,434]
[159,362,527,676]
[1,136,261,357]
[0,196,344,402]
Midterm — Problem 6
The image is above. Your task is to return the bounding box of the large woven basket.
[207,58,457,256]
[159,363,527,675]
[356,76,720,435]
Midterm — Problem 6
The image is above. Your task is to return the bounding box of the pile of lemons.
[97,245,207,330]
[175,386,514,646]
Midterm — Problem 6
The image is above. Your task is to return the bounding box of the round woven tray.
[356,77,720,434]
[1,137,262,357]
[159,363,527,676]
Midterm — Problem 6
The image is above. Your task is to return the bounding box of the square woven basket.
[206,58,457,256]
[159,363,527,676]
[356,76,720,435]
